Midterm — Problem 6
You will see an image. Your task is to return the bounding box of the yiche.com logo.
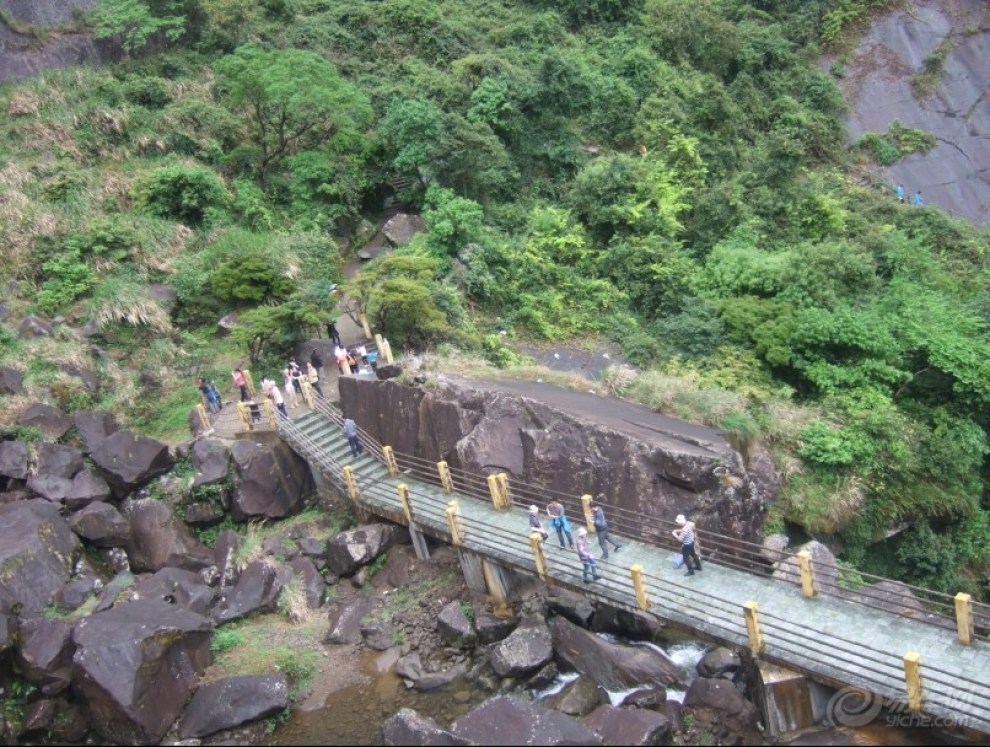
[826,687,967,729]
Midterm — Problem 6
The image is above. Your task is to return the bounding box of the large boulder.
[191,438,231,489]
[0,366,23,395]
[382,212,427,246]
[326,523,406,577]
[382,708,470,746]
[65,470,112,509]
[548,587,595,628]
[287,556,326,609]
[414,663,470,692]
[0,441,29,479]
[91,430,174,497]
[73,410,118,455]
[697,647,742,679]
[546,675,605,717]
[69,501,131,547]
[125,499,213,573]
[213,561,286,625]
[475,612,516,645]
[683,677,755,717]
[35,443,84,480]
[549,616,686,691]
[26,474,73,503]
[490,620,553,678]
[451,695,601,746]
[772,540,840,596]
[437,601,477,649]
[339,376,767,543]
[178,674,288,739]
[590,604,664,641]
[134,568,214,616]
[229,439,313,521]
[72,598,212,745]
[17,618,75,695]
[0,500,81,615]
[17,403,73,440]
[324,597,375,645]
[17,315,53,340]
[582,704,672,746]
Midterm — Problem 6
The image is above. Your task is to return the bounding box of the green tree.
[214,45,373,187]
[92,0,186,55]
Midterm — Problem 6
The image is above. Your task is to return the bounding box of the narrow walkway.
[278,407,990,733]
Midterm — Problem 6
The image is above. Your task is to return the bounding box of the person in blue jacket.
[914,190,924,206]
[546,499,574,548]
[896,183,905,203]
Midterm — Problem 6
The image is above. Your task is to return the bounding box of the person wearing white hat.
[672,514,702,576]
[575,528,601,583]
[528,505,548,542]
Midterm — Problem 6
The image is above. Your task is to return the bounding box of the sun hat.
[577,528,587,537]
[529,505,539,513]
[675,515,686,525]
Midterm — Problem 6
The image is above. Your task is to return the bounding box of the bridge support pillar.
[753,661,830,739]
[409,522,431,561]
[458,551,514,603]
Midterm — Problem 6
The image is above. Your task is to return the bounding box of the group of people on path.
[527,495,701,584]
[895,183,924,206]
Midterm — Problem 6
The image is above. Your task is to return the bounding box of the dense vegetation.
[1,0,988,598]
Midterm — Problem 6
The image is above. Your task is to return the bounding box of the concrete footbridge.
[245,393,990,735]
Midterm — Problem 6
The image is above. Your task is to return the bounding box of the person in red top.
[232,368,249,402]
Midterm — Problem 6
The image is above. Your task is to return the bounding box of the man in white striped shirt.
[672,514,702,576]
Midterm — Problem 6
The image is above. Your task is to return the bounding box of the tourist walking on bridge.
[546,499,574,548]
[343,417,363,458]
[591,497,621,559]
[232,368,249,402]
[528,505,548,542]
[673,514,702,576]
[575,528,601,584]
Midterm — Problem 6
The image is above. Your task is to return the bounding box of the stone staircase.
[283,410,383,482]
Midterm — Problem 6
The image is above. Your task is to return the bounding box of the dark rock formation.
[125,499,213,573]
[60,362,100,394]
[19,698,58,741]
[35,443,84,479]
[68,501,131,547]
[325,597,375,644]
[191,438,231,488]
[72,598,212,745]
[65,470,112,509]
[590,604,664,641]
[73,410,118,455]
[475,612,516,644]
[683,677,756,717]
[326,523,406,577]
[0,366,23,395]
[287,556,326,609]
[382,708,470,746]
[178,674,288,739]
[0,500,81,614]
[55,577,99,613]
[26,474,73,503]
[620,686,668,710]
[17,618,75,695]
[382,213,427,246]
[17,403,72,440]
[340,376,769,542]
[583,704,672,746]
[229,439,313,521]
[451,695,602,746]
[213,561,284,625]
[92,430,174,497]
[0,441,28,479]
[133,568,214,616]
[16,315,53,340]
[546,675,605,717]
[361,620,395,651]
[490,620,553,677]
[414,663,469,692]
[548,587,595,628]
[437,600,477,649]
[549,616,686,690]
[697,647,741,679]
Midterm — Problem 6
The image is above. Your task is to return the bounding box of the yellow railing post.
[630,565,649,611]
[383,446,398,478]
[261,399,278,428]
[743,601,764,655]
[374,333,384,354]
[581,494,595,533]
[382,339,394,364]
[487,474,503,509]
[530,532,547,578]
[903,652,922,712]
[497,473,511,507]
[340,355,352,375]
[798,550,816,599]
[359,312,372,340]
[955,592,973,645]
[243,369,256,399]
[446,500,463,545]
[236,403,253,432]
[397,483,412,523]
[300,379,315,409]
[195,404,211,432]
[437,461,453,494]
[343,465,360,502]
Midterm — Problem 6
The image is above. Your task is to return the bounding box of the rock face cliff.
[339,376,772,544]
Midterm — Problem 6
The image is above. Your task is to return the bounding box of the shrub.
[36,252,95,314]
[141,164,228,225]
[122,76,171,108]
[211,628,244,655]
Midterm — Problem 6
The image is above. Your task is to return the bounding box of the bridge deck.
[279,408,990,732]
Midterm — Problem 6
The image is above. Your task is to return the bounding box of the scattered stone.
[93,571,135,614]
[760,534,790,564]
[72,598,212,745]
[69,501,131,547]
[437,601,477,649]
[847,580,926,617]
[697,647,742,679]
[620,685,668,711]
[414,663,469,692]
[548,587,595,628]
[178,674,288,739]
[35,442,84,479]
[362,620,396,651]
[217,312,238,336]
[326,523,406,577]
[0,500,81,615]
[683,677,753,717]
[490,621,553,678]
[126,499,213,572]
[451,695,601,746]
[396,652,425,682]
[296,537,325,558]
[17,315,53,339]
[381,708,469,746]
[375,363,403,381]
[475,612,516,645]
[549,616,686,691]
[213,561,285,625]
[546,675,605,717]
[582,704,672,746]
[324,596,376,645]
[17,618,75,695]
[184,502,226,526]
[287,556,326,609]
[73,410,118,455]
[65,470,112,509]
[60,362,100,393]
[526,661,560,690]
[19,698,58,741]
[56,577,99,613]
[27,474,73,503]
[92,430,174,497]
[382,213,427,246]
[0,366,23,395]
[17,403,73,440]
[229,440,313,521]
[590,604,664,641]
[134,568,214,616]
[50,702,90,743]
[0,441,29,479]
[190,438,230,489]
